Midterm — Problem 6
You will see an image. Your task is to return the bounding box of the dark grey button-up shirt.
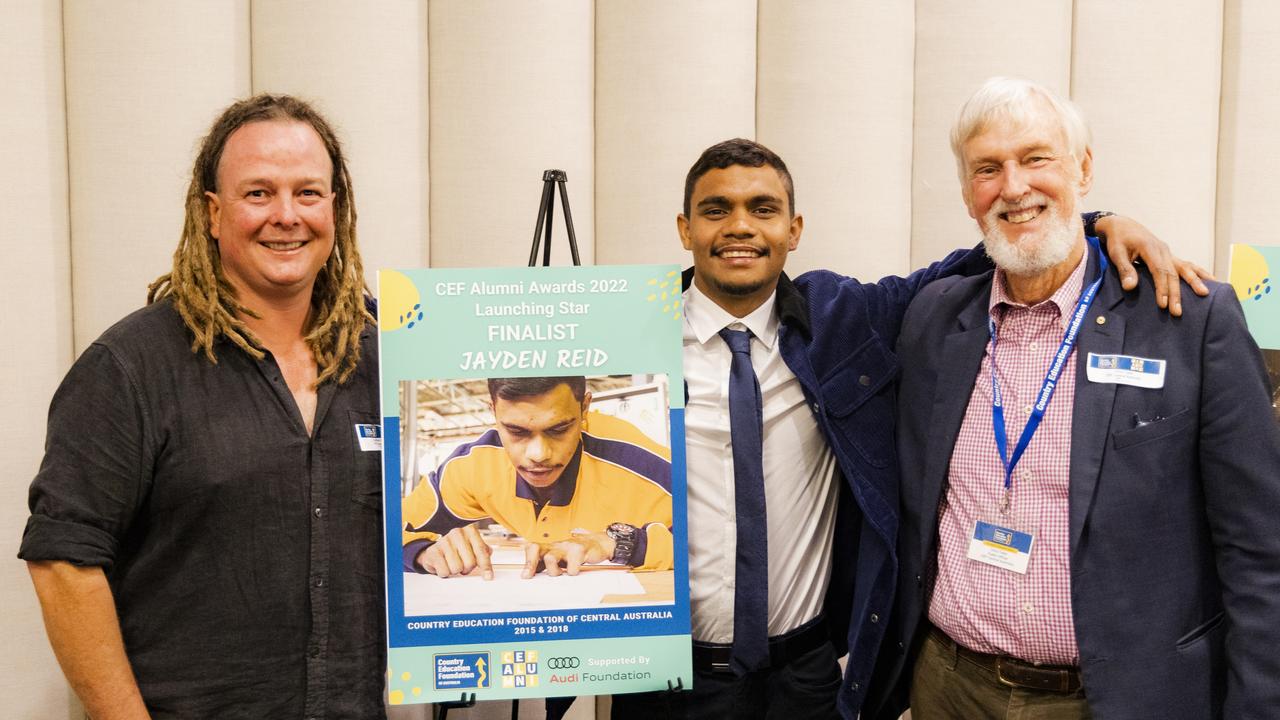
[20,300,385,719]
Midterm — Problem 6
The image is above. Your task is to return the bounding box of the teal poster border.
[377,264,691,704]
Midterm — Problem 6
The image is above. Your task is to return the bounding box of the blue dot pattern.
[400,303,424,329]
[1248,277,1271,302]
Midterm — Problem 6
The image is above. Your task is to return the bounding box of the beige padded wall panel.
[1,2,75,716]
[1073,1,1222,270]
[1216,0,1279,274]
[757,0,914,280]
[911,0,1072,267]
[64,1,251,349]
[429,1,593,269]
[595,0,756,266]
[251,1,431,276]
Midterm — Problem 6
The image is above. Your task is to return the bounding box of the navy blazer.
[682,244,991,718]
[865,246,1280,719]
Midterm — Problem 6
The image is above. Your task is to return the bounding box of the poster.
[378,264,692,705]
[1229,244,1280,421]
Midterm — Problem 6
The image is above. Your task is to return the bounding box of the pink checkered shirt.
[927,250,1089,666]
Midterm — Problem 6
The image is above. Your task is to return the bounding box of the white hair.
[950,77,1091,181]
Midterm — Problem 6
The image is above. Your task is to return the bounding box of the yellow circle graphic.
[1230,245,1272,303]
[379,270,424,331]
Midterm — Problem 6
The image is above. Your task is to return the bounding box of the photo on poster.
[377,264,692,705]
[398,374,676,617]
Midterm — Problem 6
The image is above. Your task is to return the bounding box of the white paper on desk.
[403,569,646,616]
[486,546,626,568]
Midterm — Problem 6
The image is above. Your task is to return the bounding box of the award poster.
[378,264,692,705]
[1229,244,1280,422]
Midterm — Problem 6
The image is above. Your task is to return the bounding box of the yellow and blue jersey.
[402,412,673,571]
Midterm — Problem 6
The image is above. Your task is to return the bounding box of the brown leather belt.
[929,626,1082,693]
[693,615,829,674]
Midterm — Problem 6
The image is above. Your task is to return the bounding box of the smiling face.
[678,164,803,317]
[961,106,1092,276]
[206,120,336,308]
[492,383,591,489]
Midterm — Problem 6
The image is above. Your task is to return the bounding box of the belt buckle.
[994,657,1020,689]
[996,658,1070,692]
[710,659,732,674]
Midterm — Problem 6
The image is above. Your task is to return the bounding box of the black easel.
[433,692,476,720]
[527,169,582,268]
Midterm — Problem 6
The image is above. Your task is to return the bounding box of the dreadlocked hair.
[147,94,373,386]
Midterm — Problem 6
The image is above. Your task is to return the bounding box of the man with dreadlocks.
[20,95,385,719]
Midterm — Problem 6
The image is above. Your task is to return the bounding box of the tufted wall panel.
[252,0,432,274]
[594,0,757,266]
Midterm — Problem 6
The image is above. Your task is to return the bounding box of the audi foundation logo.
[546,657,580,669]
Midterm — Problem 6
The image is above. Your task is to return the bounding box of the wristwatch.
[605,523,639,565]
[1083,210,1115,238]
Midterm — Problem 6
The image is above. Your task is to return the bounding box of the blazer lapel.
[1068,272,1126,555]
[917,287,991,554]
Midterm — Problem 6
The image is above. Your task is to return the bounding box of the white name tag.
[1086,352,1166,388]
[354,423,383,451]
[967,520,1034,574]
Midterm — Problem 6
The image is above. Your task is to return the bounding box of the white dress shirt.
[682,282,839,643]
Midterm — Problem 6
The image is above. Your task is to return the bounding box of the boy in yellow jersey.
[401,376,674,579]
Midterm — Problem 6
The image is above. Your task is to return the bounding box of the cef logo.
[432,652,490,690]
[500,650,539,689]
[546,657,580,669]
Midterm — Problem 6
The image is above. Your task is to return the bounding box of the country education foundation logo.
[500,650,540,688]
[432,651,490,691]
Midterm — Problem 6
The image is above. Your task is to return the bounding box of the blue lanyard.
[989,236,1107,503]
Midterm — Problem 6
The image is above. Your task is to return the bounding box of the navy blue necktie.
[719,327,769,674]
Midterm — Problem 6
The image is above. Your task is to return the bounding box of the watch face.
[606,523,637,565]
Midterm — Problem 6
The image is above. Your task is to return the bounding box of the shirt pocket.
[348,410,384,511]
[819,338,901,468]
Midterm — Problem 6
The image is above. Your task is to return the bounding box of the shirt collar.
[683,281,779,350]
[514,441,582,506]
[989,244,1091,330]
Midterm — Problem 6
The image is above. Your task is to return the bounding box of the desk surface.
[602,570,673,604]
[402,566,675,616]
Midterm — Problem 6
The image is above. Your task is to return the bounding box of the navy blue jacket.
[864,250,1280,720]
[682,246,990,718]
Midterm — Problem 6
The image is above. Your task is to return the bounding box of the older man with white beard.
[862,77,1280,720]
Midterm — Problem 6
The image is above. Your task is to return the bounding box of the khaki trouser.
[909,630,1092,720]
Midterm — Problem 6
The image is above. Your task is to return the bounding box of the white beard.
[982,192,1082,276]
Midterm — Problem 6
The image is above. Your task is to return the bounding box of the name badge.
[967,520,1034,574]
[1086,352,1166,388]
[354,423,383,451]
